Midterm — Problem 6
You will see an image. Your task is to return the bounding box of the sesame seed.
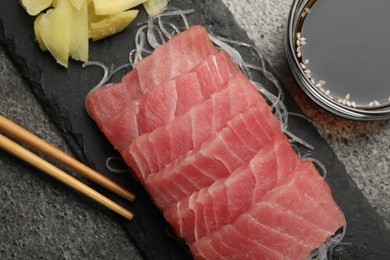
[296,39,301,46]
[369,102,374,107]
[315,83,322,88]
[346,100,351,107]
[345,93,350,100]
[304,59,310,64]
[297,46,301,53]
[318,80,326,85]
[300,63,306,69]
[325,90,330,95]
[297,52,302,58]
[301,7,311,18]
[297,32,301,39]
[352,101,357,108]
[374,100,380,106]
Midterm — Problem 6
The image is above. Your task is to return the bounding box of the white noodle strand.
[83,61,109,92]
[133,25,148,66]
[155,7,194,29]
[158,21,182,38]
[147,16,166,49]
[308,224,348,260]
[303,157,328,179]
[156,8,194,38]
[288,111,312,123]
[285,129,315,150]
[106,156,130,174]
[209,34,252,79]
[252,81,289,131]
[246,63,284,109]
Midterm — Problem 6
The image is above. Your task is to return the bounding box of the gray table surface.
[0,0,389,259]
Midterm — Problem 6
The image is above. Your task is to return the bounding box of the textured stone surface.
[0,0,389,259]
[0,49,143,259]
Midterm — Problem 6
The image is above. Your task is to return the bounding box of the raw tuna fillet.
[84,25,346,260]
[137,51,238,134]
[136,25,218,92]
[101,51,238,152]
[164,136,299,243]
[264,161,346,231]
[85,25,217,146]
[85,70,140,131]
[143,104,283,210]
[123,73,267,181]
[190,161,345,260]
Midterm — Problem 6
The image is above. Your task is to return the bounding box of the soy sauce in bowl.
[286,0,390,120]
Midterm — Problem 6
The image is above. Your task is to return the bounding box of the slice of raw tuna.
[136,25,218,92]
[143,104,283,210]
[263,161,346,232]
[123,72,268,180]
[85,70,140,131]
[85,25,217,146]
[164,136,299,243]
[189,204,315,260]
[137,51,238,134]
[98,100,140,153]
[190,161,345,260]
[101,51,238,152]
[85,82,126,131]
[191,223,289,260]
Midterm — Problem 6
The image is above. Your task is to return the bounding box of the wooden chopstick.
[0,133,133,220]
[0,115,135,202]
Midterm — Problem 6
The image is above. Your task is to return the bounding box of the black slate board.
[1,0,390,259]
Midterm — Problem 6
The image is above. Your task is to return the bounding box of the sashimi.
[190,161,345,260]
[85,70,140,131]
[193,225,289,260]
[136,25,218,92]
[85,82,128,131]
[84,24,346,259]
[98,100,140,153]
[86,25,217,145]
[123,73,268,180]
[137,51,238,134]
[143,104,283,210]
[164,136,299,243]
[101,51,238,152]
[263,161,346,231]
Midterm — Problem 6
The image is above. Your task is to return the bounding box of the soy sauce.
[297,0,390,108]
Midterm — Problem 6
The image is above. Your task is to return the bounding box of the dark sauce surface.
[299,0,390,107]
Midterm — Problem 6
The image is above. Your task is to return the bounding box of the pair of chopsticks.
[0,114,135,220]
